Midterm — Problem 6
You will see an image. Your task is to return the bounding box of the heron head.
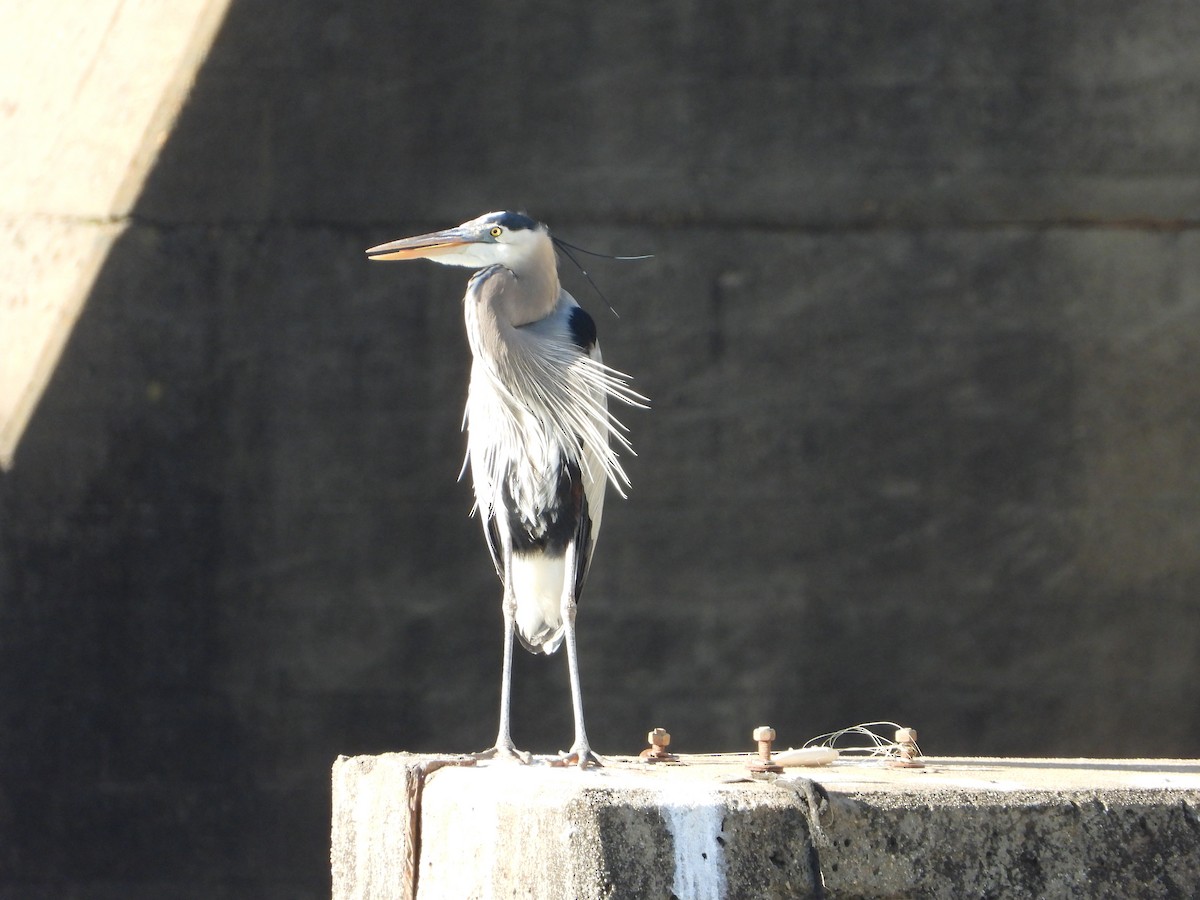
[366,211,549,270]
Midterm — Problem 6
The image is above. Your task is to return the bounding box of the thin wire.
[802,721,919,758]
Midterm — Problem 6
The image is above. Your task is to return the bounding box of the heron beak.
[365,227,474,261]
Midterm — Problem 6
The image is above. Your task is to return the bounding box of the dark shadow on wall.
[0,4,470,895]
[0,226,328,894]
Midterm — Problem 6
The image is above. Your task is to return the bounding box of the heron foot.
[559,744,605,769]
[473,743,533,765]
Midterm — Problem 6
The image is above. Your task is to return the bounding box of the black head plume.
[551,236,654,319]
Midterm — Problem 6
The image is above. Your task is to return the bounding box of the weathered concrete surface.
[333,755,425,900]
[332,754,1200,899]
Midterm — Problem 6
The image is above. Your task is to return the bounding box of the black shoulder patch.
[493,211,539,231]
[567,305,597,350]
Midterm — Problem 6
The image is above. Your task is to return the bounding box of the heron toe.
[473,744,533,765]
[561,744,604,769]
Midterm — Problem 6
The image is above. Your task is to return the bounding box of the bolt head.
[753,726,776,743]
[648,728,671,747]
[894,727,918,744]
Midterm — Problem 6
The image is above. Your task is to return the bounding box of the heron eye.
[490,226,503,238]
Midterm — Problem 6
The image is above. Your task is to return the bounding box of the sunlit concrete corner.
[0,0,231,469]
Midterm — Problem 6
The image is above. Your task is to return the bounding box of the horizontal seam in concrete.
[109,212,1200,235]
[549,214,1200,235]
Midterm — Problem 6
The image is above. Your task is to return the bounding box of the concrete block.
[332,754,424,900]
[332,755,1200,898]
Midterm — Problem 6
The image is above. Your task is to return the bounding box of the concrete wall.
[2,1,1199,895]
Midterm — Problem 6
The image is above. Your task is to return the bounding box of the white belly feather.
[511,552,567,654]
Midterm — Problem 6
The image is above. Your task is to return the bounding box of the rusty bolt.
[894,728,918,757]
[750,725,783,774]
[640,726,679,763]
[889,726,924,769]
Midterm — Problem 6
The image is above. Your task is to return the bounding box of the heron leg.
[560,542,603,769]
[474,540,531,764]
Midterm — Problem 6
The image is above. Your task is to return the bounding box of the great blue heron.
[366,211,645,767]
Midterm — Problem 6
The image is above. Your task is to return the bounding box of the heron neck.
[465,256,560,381]
[503,242,559,327]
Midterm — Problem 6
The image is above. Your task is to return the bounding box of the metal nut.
[640,726,679,763]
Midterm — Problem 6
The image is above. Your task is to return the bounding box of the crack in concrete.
[777,776,832,898]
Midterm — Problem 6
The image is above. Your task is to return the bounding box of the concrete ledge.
[332,754,1200,899]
